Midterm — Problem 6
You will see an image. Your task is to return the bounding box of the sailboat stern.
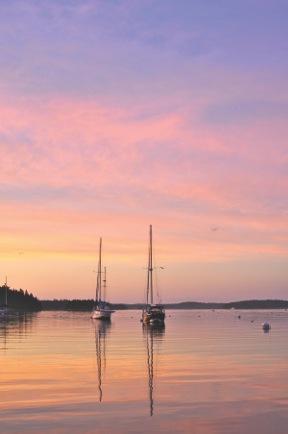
[91,302,115,320]
[91,309,113,320]
[143,304,165,324]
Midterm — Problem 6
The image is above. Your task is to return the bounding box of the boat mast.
[103,266,107,302]
[146,225,153,306]
[4,276,8,307]
[146,228,150,306]
[95,238,102,304]
[99,239,102,302]
[149,225,153,305]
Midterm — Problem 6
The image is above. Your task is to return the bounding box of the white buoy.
[262,321,271,331]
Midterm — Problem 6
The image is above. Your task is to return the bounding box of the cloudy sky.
[0,0,287,302]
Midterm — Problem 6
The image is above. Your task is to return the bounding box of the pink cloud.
[1,95,288,299]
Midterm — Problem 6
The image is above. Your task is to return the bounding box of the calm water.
[1,309,288,434]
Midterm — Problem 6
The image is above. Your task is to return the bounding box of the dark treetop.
[0,286,42,311]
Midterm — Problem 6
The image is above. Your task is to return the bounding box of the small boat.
[142,225,165,325]
[262,321,271,332]
[91,238,115,320]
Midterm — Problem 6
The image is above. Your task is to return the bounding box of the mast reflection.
[143,323,165,416]
[93,319,112,402]
[0,312,37,351]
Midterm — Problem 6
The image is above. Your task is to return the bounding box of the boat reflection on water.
[143,322,165,416]
[93,319,112,402]
[0,312,37,350]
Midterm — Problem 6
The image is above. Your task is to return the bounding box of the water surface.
[1,310,288,433]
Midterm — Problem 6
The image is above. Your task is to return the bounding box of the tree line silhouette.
[1,287,288,311]
[41,298,288,311]
[0,286,42,311]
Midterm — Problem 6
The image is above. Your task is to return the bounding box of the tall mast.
[146,227,150,306]
[95,238,102,304]
[99,238,102,302]
[4,276,8,306]
[146,225,153,306]
[149,225,153,305]
[103,266,107,302]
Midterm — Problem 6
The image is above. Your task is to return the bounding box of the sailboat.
[0,277,9,317]
[142,225,165,324]
[91,238,115,320]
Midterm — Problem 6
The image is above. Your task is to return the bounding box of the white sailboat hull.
[91,308,115,320]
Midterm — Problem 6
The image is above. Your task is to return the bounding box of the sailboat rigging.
[142,225,165,324]
[91,238,115,320]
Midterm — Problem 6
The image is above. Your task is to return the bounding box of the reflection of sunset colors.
[0,1,287,301]
[1,311,288,433]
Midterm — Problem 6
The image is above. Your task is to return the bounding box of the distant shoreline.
[40,299,288,311]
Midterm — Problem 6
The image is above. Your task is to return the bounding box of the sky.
[0,0,288,302]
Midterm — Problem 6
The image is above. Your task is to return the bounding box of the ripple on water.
[1,309,288,434]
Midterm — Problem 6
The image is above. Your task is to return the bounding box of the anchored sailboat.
[142,225,165,324]
[91,238,115,320]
